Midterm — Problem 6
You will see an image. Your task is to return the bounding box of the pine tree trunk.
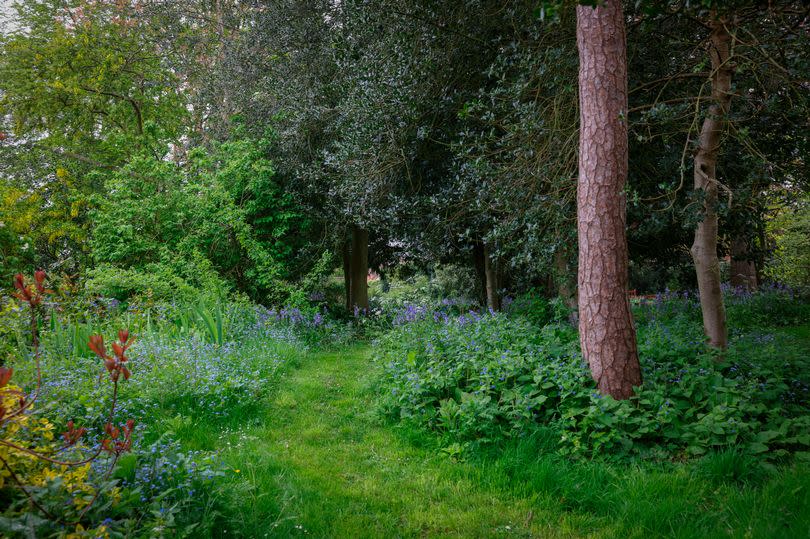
[483,244,501,311]
[690,17,732,350]
[730,237,758,291]
[350,226,369,311]
[576,1,641,400]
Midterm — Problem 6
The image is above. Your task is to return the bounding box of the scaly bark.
[576,1,641,399]
[691,16,733,349]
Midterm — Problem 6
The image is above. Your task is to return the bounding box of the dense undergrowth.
[375,286,810,461]
[0,293,352,537]
[1,282,809,537]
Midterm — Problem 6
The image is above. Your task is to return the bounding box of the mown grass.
[170,344,810,538]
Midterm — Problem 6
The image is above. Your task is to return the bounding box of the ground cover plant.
[5,276,808,537]
[376,288,810,461]
[0,276,349,536]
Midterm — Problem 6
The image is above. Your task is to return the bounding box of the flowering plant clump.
[0,271,135,533]
[244,303,353,347]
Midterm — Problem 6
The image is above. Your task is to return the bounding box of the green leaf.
[756,430,781,443]
[748,442,769,454]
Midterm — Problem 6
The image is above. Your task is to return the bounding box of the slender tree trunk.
[380,271,390,293]
[472,241,488,307]
[342,240,352,311]
[730,236,758,290]
[350,226,369,311]
[483,244,501,311]
[576,1,641,400]
[756,226,767,286]
[554,247,579,324]
[690,16,733,349]
[554,248,577,309]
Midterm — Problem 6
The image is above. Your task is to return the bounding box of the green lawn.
[167,345,810,538]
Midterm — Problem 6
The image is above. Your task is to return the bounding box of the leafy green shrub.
[725,284,810,328]
[505,290,570,327]
[83,263,204,303]
[369,269,480,316]
[89,136,308,304]
[375,296,810,461]
[376,312,581,444]
[1,272,136,537]
[766,196,810,289]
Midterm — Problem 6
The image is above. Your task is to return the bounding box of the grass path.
[210,346,601,538]
[187,345,810,539]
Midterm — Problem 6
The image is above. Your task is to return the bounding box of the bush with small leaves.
[0,272,135,536]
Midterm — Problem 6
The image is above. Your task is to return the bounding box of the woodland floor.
[168,344,810,539]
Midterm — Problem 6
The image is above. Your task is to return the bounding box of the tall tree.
[626,2,807,342]
[0,0,186,276]
[576,1,641,399]
[690,14,733,350]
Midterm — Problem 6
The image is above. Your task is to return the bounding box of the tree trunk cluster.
[472,241,504,311]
